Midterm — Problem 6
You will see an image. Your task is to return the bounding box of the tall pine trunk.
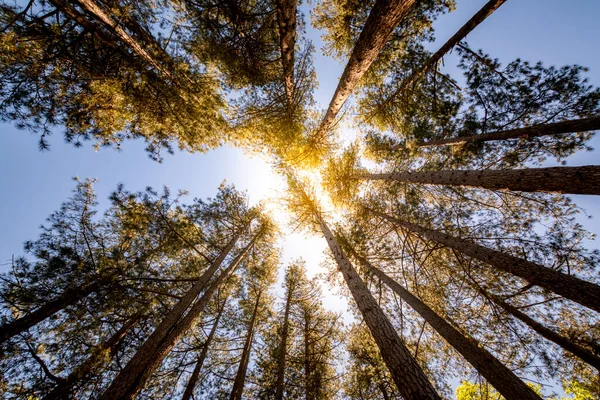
[315,0,416,138]
[318,219,440,399]
[275,0,297,109]
[275,280,294,400]
[359,165,600,195]
[419,115,600,147]
[100,231,250,400]
[43,314,140,400]
[303,311,313,400]
[347,247,541,400]
[371,210,600,313]
[181,298,227,400]
[229,289,263,400]
[477,286,600,371]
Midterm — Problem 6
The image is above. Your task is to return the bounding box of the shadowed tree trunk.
[359,165,600,195]
[317,219,440,399]
[275,276,295,400]
[229,288,263,400]
[315,0,416,138]
[181,297,228,400]
[373,0,507,117]
[345,244,541,400]
[475,285,600,371]
[99,230,250,400]
[303,312,313,400]
[275,0,297,109]
[371,209,600,313]
[419,115,600,147]
[43,314,140,400]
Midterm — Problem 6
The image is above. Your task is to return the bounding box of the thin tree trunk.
[43,314,140,400]
[275,279,294,400]
[303,312,313,400]
[371,209,600,313]
[0,277,111,344]
[477,286,600,371]
[315,0,416,138]
[318,219,440,399]
[229,289,263,400]
[99,231,248,400]
[275,0,297,109]
[348,247,541,400]
[374,0,507,116]
[419,115,600,147]
[359,165,600,195]
[181,298,227,400]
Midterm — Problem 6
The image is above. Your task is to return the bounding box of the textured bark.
[99,230,246,400]
[350,250,541,400]
[419,115,600,147]
[376,0,507,113]
[315,0,416,138]
[372,210,600,313]
[275,0,297,108]
[303,313,313,400]
[0,278,110,344]
[43,315,140,400]
[229,289,263,400]
[181,300,226,400]
[360,165,600,195]
[480,288,600,371]
[275,279,294,400]
[318,220,440,399]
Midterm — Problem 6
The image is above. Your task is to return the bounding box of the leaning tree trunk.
[181,298,227,400]
[275,0,297,109]
[229,289,263,400]
[359,165,600,195]
[347,246,541,400]
[100,232,251,400]
[275,279,294,400]
[43,314,140,400]
[318,219,440,399]
[477,286,600,371]
[371,210,600,313]
[0,276,113,344]
[419,115,600,147]
[374,0,507,116]
[315,0,416,138]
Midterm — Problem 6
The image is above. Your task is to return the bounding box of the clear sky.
[0,1,599,391]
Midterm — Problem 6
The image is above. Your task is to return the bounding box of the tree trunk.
[371,210,600,313]
[478,286,600,371]
[275,279,294,400]
[360,165,600,195]
[229,289,263,400]
[303,312,313,400]
[419,115,600,147]
[99,231,249,400]
[43,314,140,400]
[375,0,507,115]
[0,277,111,344]
[315,0,416,138]
[181,299,227,400]
[348,248,541,400]
[318,219,440,399]
[275,0,297,109]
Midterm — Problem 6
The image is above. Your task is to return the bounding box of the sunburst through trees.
[1,0,599,399]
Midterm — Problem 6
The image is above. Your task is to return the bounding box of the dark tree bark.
[359,165,600,195]
[229,289,263,400]
[371,210,600,313]
[419,115,600,147]
[315,0,416,138]
[275,0,297,109]
[318,219,440,399]
[477,286,600,371]
[346,246,541,400]
[303,312,313,400]
[181,298,227,400]
[43,314,140,400]
[99,230,248,400]
[275,278,294,400]
[0,277,112,344]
